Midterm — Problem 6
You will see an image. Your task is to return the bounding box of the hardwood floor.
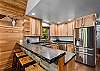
[65,58,100,71]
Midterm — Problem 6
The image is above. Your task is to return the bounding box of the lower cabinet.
[67,44,74,52]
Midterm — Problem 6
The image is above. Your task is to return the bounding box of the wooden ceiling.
[0,0,28,19]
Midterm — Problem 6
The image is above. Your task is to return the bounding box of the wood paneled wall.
[0,21,23,70]
[0,0,27,70]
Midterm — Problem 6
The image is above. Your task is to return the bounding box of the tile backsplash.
[24,36,39,43]
[50,36,73,42]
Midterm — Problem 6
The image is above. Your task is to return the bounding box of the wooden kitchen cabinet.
[63,23,68,36]
[83,14,96,27]
[50,24,57,36]
[23,18,42,36]
[67,43,74,52]
[50,22,74,36]
[50,24,56,36]
[50,24,66,36]
[30,18,41,36]
[74,14,96,28]
[67,22,74,36]
[74,18,82,28]
[57,24,63,36]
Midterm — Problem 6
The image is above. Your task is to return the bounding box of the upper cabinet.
[57,24,63,36]
[74,14,96,28]
[63,23,68,36]
[50,21,74,36]
[74,18,82,28]
[67,21,74,36]
[23,17,42,36]
[49,13,96,36]
[83,14,96,27]
[30,18,41,36]
[50,24,56,36]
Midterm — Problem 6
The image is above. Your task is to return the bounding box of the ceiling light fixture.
[57,22,61,24]
[32,13,36,15]
[42,22,49,27]
[43,20,50,23]
[68,18,72,21]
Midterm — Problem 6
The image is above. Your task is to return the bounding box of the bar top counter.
[18,42,66,64]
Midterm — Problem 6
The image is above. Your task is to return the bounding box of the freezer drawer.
[75,51,95,66]
[87,54,95,66]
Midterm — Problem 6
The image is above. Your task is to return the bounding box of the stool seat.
[25,63,46,71]
[14,49,22,53]
[15,52,27,58]
[19,56,33,66]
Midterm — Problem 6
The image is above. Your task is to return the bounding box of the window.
[41,22,50,41]
[41,27,49,41]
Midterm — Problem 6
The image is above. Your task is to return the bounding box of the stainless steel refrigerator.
[96,25,100,49]
[75,26,96,66]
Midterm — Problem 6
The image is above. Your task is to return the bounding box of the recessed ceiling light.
[57,22,61,24]
[44,20,49,23]
[32,13,36,15]
[68,19,72,21]
[42,22,49,27]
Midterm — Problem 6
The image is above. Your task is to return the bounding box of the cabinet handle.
[88,48,93,50]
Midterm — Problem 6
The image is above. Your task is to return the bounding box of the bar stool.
[17,56,36,71]
[15,52,28,58]
[13,50,27,70]
[25,63,46,71]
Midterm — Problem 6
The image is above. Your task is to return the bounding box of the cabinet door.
[55,24,58,36]
[63,24,68,36]
[75,18,82,28]
[83,14,96,27]
[67,22,73,36]
[57,24,63,36]
[30,18,41,36]
[50,24,56,36]
[67,43,74,52]
[35,19,41,36]
[30,18,36,35]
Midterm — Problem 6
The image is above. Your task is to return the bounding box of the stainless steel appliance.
[96,25,100,49]
[75,26,96,66]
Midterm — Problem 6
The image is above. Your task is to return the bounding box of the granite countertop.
[18,42,66,64]
[64,52,75,64]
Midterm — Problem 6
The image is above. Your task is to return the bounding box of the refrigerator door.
[82,28,88,48]
[97,32,100,48]
[87,26,95,48]
[96,25,100,48]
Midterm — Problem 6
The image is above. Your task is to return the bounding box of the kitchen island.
[17,41,75,71]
